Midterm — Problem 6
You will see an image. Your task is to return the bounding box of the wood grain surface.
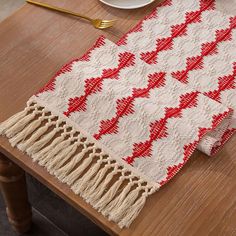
[0,1,236,235]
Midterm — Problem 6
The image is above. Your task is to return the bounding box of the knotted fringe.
[0,101,158,228]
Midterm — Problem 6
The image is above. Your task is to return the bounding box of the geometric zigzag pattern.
[93,72,166,140]
[35,0,235,186]
[140,0,216,65]
[116,0,236,154]
[1,0,235,228]
[63,52,136,116]
[204,62,236,103]
[36,37,233,185]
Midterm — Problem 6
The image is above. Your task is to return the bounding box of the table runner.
[117,0,236,155]
[0,0,235,229]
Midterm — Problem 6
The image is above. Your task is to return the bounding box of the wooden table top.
[0,1,236,235]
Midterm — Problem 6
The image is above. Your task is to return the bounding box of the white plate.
[99,0,155,9]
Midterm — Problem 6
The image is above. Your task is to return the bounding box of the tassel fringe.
[0,101,158,228]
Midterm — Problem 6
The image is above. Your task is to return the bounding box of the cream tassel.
[82,165,110,200]
[95,176,124,211]
[5,112,37,138]
[118,193,147,228]
[17,123,50,152]
[48,143,78,175]
[88,168,116,205]
[0,109,29,135]
[108,187,141,223]
[102,182,133,216]
[37,139,71,166]
[9,118,42,147]
[71,159,103,194]
[53,143,78,170]
[26,127,58,155]
[60,147,94,184]
[33,135,65,161]
[69,152,96,190]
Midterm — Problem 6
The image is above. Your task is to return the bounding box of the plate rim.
[99,0,155,9]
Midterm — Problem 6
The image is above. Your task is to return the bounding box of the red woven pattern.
[63,52,135,116]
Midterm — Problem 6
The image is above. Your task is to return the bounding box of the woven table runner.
[0,0,235,229]
[117,0,236,155]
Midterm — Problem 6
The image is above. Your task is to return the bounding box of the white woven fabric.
[215,0,236,15]
[117,0,236,154]
[34,36,232,184]
[0,0,235,228]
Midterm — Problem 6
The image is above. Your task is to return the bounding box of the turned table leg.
[0,153,32,233]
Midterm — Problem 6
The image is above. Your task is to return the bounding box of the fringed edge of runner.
[0,100,159,228]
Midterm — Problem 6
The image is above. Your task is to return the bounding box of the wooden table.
[0,1,236,235]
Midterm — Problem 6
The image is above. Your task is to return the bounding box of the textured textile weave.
[0,0,235,229]
[117,0,236,154]
[34,36,232,183]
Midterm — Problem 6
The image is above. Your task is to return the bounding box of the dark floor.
[0,193,67,236]
[0,174,108,236]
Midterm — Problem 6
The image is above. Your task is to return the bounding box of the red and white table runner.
[0,0,235,228]
[117,0,236,154]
